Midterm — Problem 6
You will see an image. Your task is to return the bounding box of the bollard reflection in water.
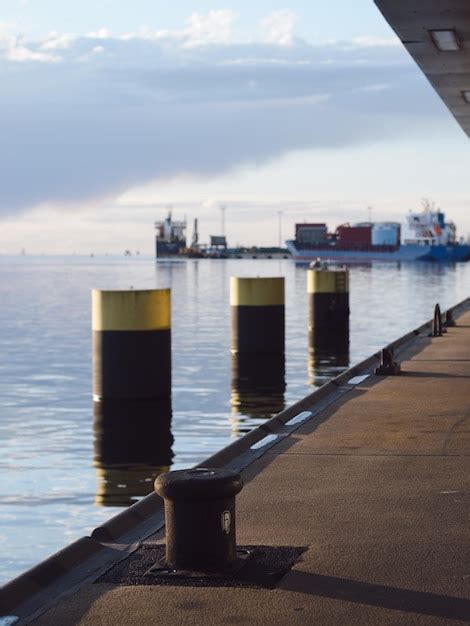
[230,353,285,433]
[93,398,173,507]
[308,331,350,388]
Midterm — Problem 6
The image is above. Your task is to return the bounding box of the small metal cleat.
[444,309,456,327]
[375,347,401,376]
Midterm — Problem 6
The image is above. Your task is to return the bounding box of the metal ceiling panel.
[375,0,470,136]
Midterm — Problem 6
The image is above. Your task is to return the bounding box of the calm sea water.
[1,255,469,583]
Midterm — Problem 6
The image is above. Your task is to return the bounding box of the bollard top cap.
[155,467,243,501]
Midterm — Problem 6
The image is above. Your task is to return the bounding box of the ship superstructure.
[155,212,187,257]
[401,209,456,247]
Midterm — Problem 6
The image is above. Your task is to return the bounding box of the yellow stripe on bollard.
[307,270,349,295]
[230,277,285,307]
[92,289,171,331]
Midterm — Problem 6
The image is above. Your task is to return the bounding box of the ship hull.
[156,240,186,258]
[286,241,470,263]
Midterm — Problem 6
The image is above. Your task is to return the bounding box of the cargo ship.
[155,213,227,259]
[287,208,469,263]
[155,212,290,259]
[155,212,187,257]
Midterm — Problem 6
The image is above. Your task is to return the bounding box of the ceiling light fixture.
[462,91,470,103]
[429,29,461,51]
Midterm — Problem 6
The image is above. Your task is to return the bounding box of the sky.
[1,1,470,254]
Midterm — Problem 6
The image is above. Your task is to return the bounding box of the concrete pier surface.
[3,305,470,625]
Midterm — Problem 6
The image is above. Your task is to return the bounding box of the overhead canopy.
[374,0,470,136]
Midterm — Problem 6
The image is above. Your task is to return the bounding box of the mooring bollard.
[445,309,456,327]
[155,468,243,571]
[375,347,400,376]
[429,303,445,337]
[307,266,349,346]
[92,289,171,400]
[230,277,284,354]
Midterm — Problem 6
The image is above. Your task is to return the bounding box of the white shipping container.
[372,223,399,246]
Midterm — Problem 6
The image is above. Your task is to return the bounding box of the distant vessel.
[155,212,290,259]
[155,212,187,258]
[287,207,469,263]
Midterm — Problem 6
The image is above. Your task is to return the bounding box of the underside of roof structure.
[374,0,470,137]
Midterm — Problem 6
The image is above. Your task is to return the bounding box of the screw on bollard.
[445,309,456,327]
[429,303,446,337]
[155,468,244,573]
[375,347,400,376]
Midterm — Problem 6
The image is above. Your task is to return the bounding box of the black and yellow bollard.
[307,266,349,337]
[92,289,171,401]
[307,266,349,386]
[308,266,349,343]
[230,277,285,355]
[93,397,173,506]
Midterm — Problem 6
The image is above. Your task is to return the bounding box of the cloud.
[104,11,238,48]
[86,27,112,40]
[0,19,444,216]
[183,10,238,47]
[261,10,299,46]
[40,32,74,51]
[0,23,60,62]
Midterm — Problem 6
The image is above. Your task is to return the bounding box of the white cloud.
[112,11,238,48]
[261,10,299,46]
[40,32,74,50]
[183,10,238,47]
[86,27,112,39]
[0,36,60,62]
[0,22,61,62]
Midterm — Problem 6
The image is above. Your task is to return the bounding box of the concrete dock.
[2,304,470,624]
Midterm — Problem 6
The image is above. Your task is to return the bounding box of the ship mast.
[192,218,199,248]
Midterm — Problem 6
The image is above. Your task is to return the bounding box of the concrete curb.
[0,537,108,615]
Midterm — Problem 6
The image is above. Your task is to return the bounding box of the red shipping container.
[337,225,372,246]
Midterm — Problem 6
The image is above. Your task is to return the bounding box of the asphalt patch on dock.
[97,544,307,589]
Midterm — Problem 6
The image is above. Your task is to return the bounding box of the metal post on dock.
[155,468,243,571]
[92,289,173,505]
[307,265,349,338]
[430,303,445,337]
[92,288,171,401]
[445,309,456,327]
[307,265,349,365]
[230,277,285,421]
[230,277,285,355]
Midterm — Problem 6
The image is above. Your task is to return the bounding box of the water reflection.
[93,398,173,506]
[230,353,285,433]
[308,331,350,388]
